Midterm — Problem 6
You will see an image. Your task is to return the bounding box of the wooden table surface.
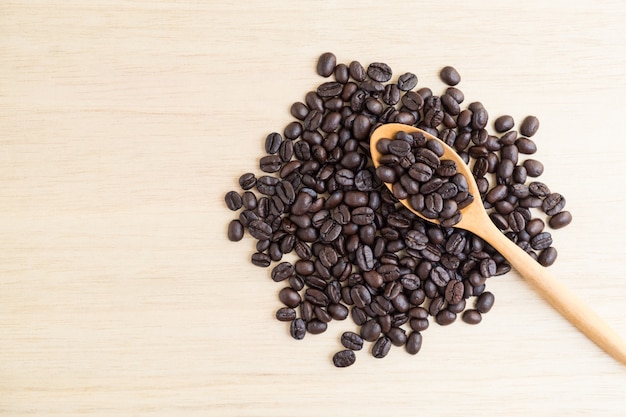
[2,1,626,416]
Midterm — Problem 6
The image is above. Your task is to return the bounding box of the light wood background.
[2,1,626,416]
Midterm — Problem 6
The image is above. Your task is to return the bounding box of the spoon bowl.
[370,123,626,366]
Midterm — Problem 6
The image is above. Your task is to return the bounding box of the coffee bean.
[341,331,364,351]
[523,159,544,177]
[538,246,558,266]
[542,193,566,216]
[360,319,381,342]
[398,72,418,91]
[248,219,272,240]
[405,331,423,355]
[440,66,461,86]
[462,309,482,324]
[494,115,514,132]
[444,280,464,304]
[225,191,242,211]
[372,336,392,358]
[520,115,540,137]
[279,287,301,308]
[530,231,553,251]
[290,318,306,340]
[367,62,392,82]
[476,291,495,313]
[276,307,296,321]
[549,211,572,229]
[227,220,244,241]
[251,252,271,267]
[435,310,456,325]
[317,52,337,77]
[333,349,356,367]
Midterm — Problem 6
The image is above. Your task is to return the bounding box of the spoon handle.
[477,219,626,366]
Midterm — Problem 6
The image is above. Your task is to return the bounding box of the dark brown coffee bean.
[290,318,306,340]
[279,287,301,308]
[530,232,553,251]
[316,52,337,77]
[328,303,349,320]
[341,331,364,351]
[542,193,566,216]
[549,211,572,229]
[508,211,526,233]
[538,246,558,266]
[397,72,418,91]
[529,181,551,197]
[405,331,423,355]
[372,336,392,358]
[333,349,356,367]
[494,115,514,133]
[515,137,537,154]
[317,81,344,98]
[520,115,540,137]
[462,309,482,324]
[225,191,242,211]
[360,319,381,342]
[524,159,544,177]
[435,310,456,325]
[444,280,464,304]
[306,319,327,334]
[440,66,461,86]
[367,62,392,82]
[476,291,495,313]
[276,307,296,321]
[227,219,244,241]
[248,219,272,240]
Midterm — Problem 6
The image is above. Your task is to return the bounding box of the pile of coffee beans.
[224,53,572,367]
[374,131,474,227]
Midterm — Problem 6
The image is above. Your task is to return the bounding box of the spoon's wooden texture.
[370,123,626,366]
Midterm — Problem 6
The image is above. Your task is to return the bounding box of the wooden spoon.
[370,122,626,366]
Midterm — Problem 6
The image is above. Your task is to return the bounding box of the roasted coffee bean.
[542,193,566,216]
[317,52,337,77]
[494,115,514,133]
[435,310,456,325]
[248,220,272,240]
[333,349,356,367]
[538,246,558,266]
[367,62,392,82]
[227,219,244,241]
[523,159,544,177]
[476,291,495,313]
[372,336,392,358]
[279,287,302,308]
[405,331,423,355]
[530,232,553,250]
[397,72,418,91]
[317,81,344,98]
[265,132,283,154]
[508,211,526,233]
[251,252,271,267]
[462,309,482,324]
[306,319,328,334]
[529,181,551,197]
[225,191,243,211]
[444,280,464,304]
[549,211,572,229]
[341,331,364,351]
[271,262,294,282]
[328,303,349,320]
[259,155,282,173]
[520,115,540,137]
[238,172,256,190]
[276,307,296,321]
[440,66,461,86]
[360,319,382,342]
[290,318,306,340]
[349,60,366,81]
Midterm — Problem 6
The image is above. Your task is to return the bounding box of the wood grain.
[2,1,626,416]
